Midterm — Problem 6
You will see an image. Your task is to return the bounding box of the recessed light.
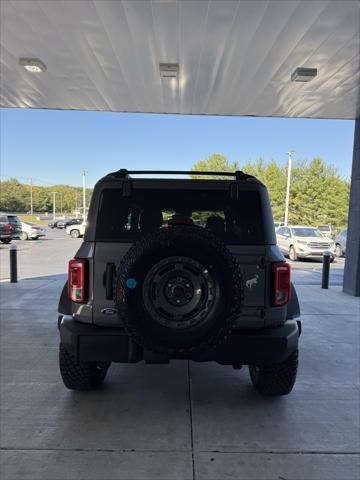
[159,63,179,79]
[291,67,317,82]
[19,58,47,73]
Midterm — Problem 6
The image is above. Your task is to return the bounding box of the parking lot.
[0,228,359,480]
[0,228,346,285]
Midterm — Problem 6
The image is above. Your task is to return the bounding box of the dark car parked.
[57,218,82,229]
[48,220,61,229]
[335,228,347,257]
[0,213,22,243]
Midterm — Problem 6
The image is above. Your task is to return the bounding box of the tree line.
[191,154,349,228]
[0,155,350,228]
[0,178,92,214]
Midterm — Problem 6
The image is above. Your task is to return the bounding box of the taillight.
[272,262,291,306]
[31,226,40,230]
[68,259,87,303]
[4,223,12,231]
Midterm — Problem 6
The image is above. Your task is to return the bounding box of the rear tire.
[249,350,298,396]
[1,238,12,244]
[20,232,28,241]
[289,245,298,261]
[70,229,80,238]
[59,344,110,391]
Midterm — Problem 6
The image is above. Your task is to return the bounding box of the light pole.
[30,178,33,218]
[52,192,57,221]
[60,192,63,216]
[82,171,87,223]
[284,150,294,226]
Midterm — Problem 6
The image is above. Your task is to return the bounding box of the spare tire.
[115,226,243,354]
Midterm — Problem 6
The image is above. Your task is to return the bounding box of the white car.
[276,226,336,261]
[19,222,46,240]
[66,222,86,238]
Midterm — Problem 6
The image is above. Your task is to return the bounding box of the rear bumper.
[59,316,301,366]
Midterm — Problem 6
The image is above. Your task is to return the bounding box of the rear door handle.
[105,263,115,300]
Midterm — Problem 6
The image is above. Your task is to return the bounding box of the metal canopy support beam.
[343,119,360,296]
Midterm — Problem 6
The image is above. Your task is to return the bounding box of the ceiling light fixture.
[159,63,179,79]
[291,67,317,82]
[19,58,47,73]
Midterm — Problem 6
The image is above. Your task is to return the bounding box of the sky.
[0,108,355,188]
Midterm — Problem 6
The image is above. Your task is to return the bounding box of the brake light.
[4,223,12,231]
[272,262,291,306]
[68,259,87,303]
[31,226,40,230]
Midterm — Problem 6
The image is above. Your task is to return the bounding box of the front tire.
[70,229,80,238]
[249,350,298,396]
[289,245,298,261]
[59,344,110,391]
[335,244,342,257]
[20,231,28,241]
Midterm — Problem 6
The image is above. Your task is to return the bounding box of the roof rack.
[109,169,253,181]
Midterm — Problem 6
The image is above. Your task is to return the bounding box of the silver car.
[276,226,336,261]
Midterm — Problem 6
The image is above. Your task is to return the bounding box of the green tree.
[190,154,349,230]
[0,178,28,211]
[289,157,349,228]
[191,153,240,179]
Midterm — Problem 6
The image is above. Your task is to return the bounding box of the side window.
[277,227,285,235]
[285,227,291,237]
[0,215,7,222]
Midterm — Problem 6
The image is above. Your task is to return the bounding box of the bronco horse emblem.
[246,274,259,289]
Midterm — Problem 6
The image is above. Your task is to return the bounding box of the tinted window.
[8,216,21,225]
[96,187,264,245]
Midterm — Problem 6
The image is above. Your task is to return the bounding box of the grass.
[18,215,48,226]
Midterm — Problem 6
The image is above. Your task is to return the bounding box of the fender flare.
[58,281,72,315]
[287,283,300,320]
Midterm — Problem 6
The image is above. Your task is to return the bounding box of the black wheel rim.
[142,256,217,330]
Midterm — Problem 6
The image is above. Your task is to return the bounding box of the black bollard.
[10,244,18,283]
[322,251,331,289]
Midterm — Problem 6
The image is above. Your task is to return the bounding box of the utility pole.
[82,171,87,223]
[52,192,57,221]
[30,178,33,219]
[60,192,63,216]
[284,150,294,226]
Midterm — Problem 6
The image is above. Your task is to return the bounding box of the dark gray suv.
[58,170,301,396]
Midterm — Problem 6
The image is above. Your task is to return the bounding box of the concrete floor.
[1,276,359,479]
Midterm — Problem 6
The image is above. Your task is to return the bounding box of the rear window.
[96,187,264,244]
[8,216,21,225]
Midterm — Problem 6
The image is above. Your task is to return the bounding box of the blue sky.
[0,108,355,187]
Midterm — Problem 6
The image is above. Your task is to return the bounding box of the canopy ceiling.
[1,0,359,119]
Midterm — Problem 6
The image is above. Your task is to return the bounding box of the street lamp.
[284,150,294,226]
[82,171,87,223]
[52,192,58,221]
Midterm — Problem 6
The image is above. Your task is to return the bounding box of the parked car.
[19,222,46,240]
[317,224,333,238]
[48,220,61,229]
[335,228,347,257]
[58,168,301,396]
[65,222,86,238]
[57,218,82,229]
[276,226,336,261]
[0,213,22,244]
